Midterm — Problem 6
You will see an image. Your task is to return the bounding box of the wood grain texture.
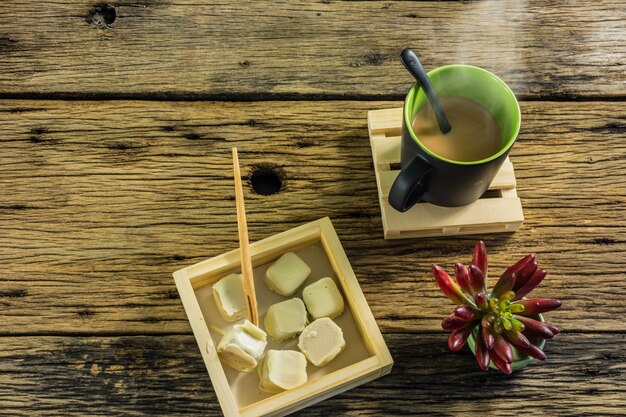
[0,100,624,334]
[0,1,624,98]
[0,333,624,416]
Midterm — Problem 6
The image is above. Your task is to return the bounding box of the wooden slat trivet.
[368,108,524,239]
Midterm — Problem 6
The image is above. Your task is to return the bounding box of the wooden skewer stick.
[232,147,259,327]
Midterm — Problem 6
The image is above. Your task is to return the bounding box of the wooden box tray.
[368,107,524,239]
[173,217,393,417]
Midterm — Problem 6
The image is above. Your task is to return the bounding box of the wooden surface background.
[1,1,625,416]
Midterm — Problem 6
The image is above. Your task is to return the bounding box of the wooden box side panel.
[173,269,240,417]
[254,368,385,417]
[182,222,322,289]
[318,217,394,368]
[241,357,382,417]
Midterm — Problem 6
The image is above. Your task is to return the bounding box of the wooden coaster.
[368,108,524,240]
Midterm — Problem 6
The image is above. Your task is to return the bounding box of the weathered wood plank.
[0,100,625,334]
[0,1,624,98]
[0,333,623,416]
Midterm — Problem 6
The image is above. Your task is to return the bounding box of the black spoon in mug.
[400,48,452,134]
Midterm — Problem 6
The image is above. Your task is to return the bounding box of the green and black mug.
[388,65,521,211]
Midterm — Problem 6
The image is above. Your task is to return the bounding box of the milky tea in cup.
[387,64,521,210]
[412,96,501,162]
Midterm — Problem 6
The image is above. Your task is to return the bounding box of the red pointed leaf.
[490,352,513,375]
[475,330,490,371]
[482,325,494,349]
[468,265,485,294]
[448,325,474,351]
[501,254,535,281]
[432,264,466,305]
[512,260,538,291]
[514,298,562,315]
[442,314,473,331]
[472,241,488,279]
[454,305,475,321]
[514,269,548,300]
[454,263,472,294]
[515,315,554,339]
[492,273,516,299]
[515,343,547,361]
[504,330,531,349]
[493,332,513,363]
[544,323,561,335]
[474,292,488,309]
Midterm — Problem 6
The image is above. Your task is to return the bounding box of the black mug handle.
[388,154,432,212]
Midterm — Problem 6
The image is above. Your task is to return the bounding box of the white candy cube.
[265,252,311,296]
[212,273,246,322]
[258,350,308,393]
[264,298,308,342]
[302,277,345,319]
[298,317,346,367]
[217,320,267,372]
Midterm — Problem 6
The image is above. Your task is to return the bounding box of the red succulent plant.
[432,241,562,374]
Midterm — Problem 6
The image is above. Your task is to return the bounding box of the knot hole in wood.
[86,4,116,29]
[248,164,285,196]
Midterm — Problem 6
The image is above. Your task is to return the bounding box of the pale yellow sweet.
[302,277,345,319]
[264,298,308,342]
[212,273,246,322]
[298,317,346,367]
[258,350,308,393]
[265,252,311,296]
[217,320,267,372]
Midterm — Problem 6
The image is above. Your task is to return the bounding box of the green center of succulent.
[482,290,525,334]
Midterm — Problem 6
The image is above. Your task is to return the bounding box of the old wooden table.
[1,1,625,415]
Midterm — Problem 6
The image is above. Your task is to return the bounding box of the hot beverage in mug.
[388,65,521,211]
[412,96,501,163]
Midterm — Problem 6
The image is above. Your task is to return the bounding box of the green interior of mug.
[404,65,521,165]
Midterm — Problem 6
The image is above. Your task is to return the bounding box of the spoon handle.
[400,48,452,134]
